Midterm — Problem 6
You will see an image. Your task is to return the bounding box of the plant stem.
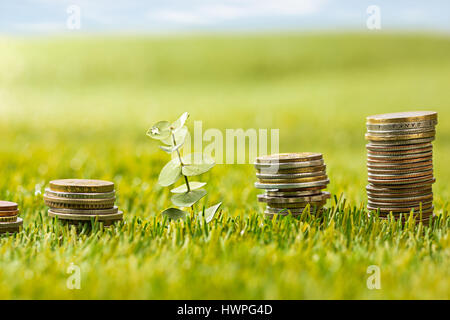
[172,131,190,192]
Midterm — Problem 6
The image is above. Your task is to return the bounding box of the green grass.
[0,32,449,299]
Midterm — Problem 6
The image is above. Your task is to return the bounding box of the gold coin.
[0,217,23,233]
[49,179,115,193]
[257,165,326,174]
[258,175,328,184]
[256,152,323,163]
[366,111,438,124]
[0,215,18,223]
[366,146,433,156]
[0,209,19,217]
[365,131,435,141]
[0,201,18,212]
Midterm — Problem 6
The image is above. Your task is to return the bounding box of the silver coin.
[367,151,433,160]
[367,193,433,202]
[368,175,434,185]
[366,120,437,131]
[368,169,433,179]
[365,137,435,146]
[254,159,324,170]
[265,190,323,197]
[266,205,323,215]
[258,192,330,204]
[0,217,23,230]
[255,179,330,190]
[366,142,432,152]
[48,210,123,221]
[44,188,116,199]
[256,171,325,179]
[48,206,119,215]
[366,127,435,135]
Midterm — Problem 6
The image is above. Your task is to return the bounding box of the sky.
[1,0,450,34]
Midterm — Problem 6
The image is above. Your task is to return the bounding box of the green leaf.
[181,153,215,176]
[171,182,207,193]
[203,202,222,223]
[146,121,171,140]
[171,189,206,207]
[171,112,189,131]
[158,158,182,187]
[161,208,187,221]
[162,126,188,146]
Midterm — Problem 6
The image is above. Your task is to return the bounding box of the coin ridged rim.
[0,201,18,212]
[47,206,119,215]
[265,205,324,214]
[258,192,330,204]
[366,137,435,146]
[366,184,432,194]
[367,191,432,198]
[48,210,123,221]
[264,190,324,197]
[366,142,432,152]
[365,131,435,141]
[256,171,325,179]
[367,160,433,169]
[368,170,433,180]
[367,205,433,213]
[257,175,328,184]
[366,127,435,135]
[368,167,433,175]
[367,193,433,203]
[256,153,323,163]
[366,146,433,156]
[44,194,116,205]
[49,179,115,193]
[254,159,324,170]
[367,151,433,160]
[366,120,438,131]
[265,200,327,209]
[368,179,435,189]
[256,165,326,174]
[44,200,116,210]
[44,188,116,199]
[367,156,433,164]
[368,175,434,185]
[0,217,23,229]
[255,179,330,190]
[368,200,433,208]
[0,209,20,217]
[366,111,438,124]
[0,215,18,223]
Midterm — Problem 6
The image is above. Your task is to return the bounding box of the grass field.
[0,32,449,299]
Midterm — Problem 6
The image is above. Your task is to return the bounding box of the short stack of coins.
[254,153,331,218]
[0,201,23,234]
[44,179,123,226]
[365,111,437,223]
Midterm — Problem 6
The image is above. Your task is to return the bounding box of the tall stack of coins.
[365,111,437,222]
[254,153,330,218]
[0,201,23,234]
[44,179,123,226]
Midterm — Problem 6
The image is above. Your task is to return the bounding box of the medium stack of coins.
[365,111,437,222]
[44,179,123,226]
[0,201,23,234]
[254,153,330,218]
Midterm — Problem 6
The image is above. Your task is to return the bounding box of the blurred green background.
[0,33,449,299]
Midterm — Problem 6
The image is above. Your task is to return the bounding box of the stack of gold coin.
[254,153,330,218]
[44,179,123,226]
[365,111,438,222]
[0,201,23,234]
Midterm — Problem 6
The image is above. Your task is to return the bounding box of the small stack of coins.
[44,179,123,226]
[365,111,437,222]
[254,153,330,218]
[0,201,23,234]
